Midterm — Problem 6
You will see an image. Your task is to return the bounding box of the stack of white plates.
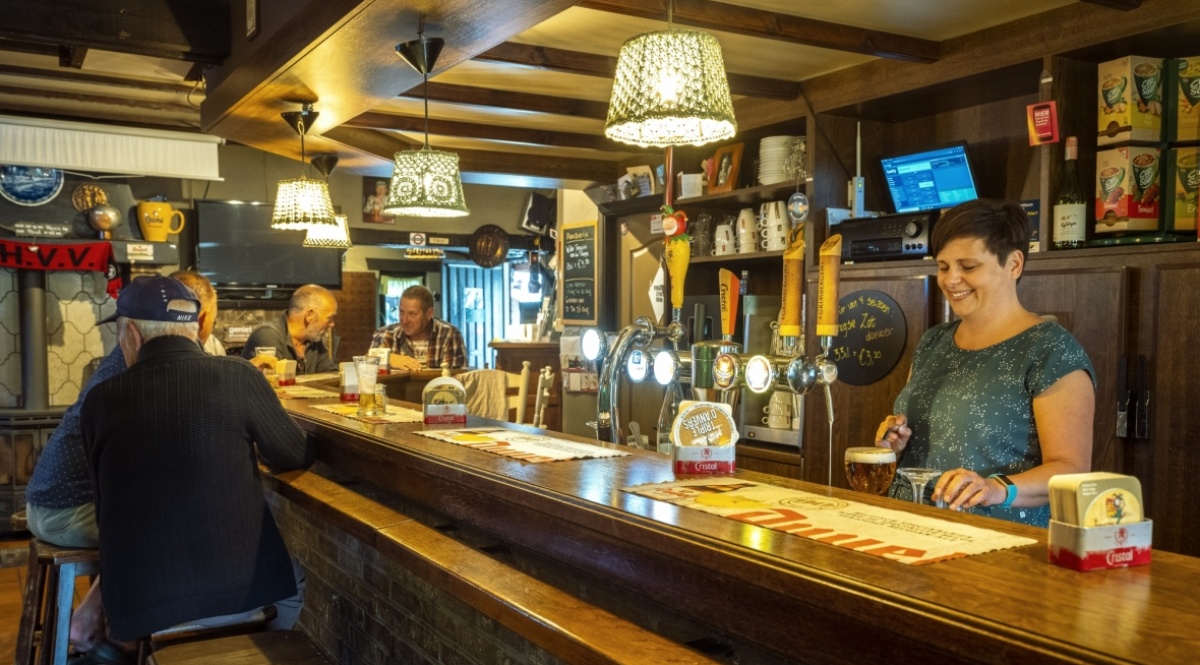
[758,135,795,185]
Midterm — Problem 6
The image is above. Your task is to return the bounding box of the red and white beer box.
[422,375,467,426]
[671,401,737,475]
[1048,520,1152,572]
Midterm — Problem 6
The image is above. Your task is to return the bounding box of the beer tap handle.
[816,235,843,339]
[718,268,740,342]
[779,223,805,338]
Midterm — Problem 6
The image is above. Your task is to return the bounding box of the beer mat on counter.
[274,386,336,399]
[313,403,424,424]
[622,478,1037,565]
[293,372,340,384]
[414,428,631,463]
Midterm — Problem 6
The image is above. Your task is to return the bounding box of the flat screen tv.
[195,200,343,295]
[880,142,979,214]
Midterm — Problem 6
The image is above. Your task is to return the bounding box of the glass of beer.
[354,355,380,416]
[843,447,897,495]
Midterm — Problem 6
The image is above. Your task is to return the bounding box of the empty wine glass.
[896,467,942,505]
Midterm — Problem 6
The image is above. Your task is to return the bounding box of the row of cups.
[702,201,792,256]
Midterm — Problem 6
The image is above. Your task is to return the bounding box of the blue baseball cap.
[98,275,201,324]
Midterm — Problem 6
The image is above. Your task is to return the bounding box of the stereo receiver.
[828,211,938,262]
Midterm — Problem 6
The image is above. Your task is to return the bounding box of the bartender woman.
[876,199,1095,526]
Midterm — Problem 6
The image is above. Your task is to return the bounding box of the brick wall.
[267,491,571,665]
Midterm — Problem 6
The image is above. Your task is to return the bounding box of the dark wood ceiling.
[5,0,1198,190]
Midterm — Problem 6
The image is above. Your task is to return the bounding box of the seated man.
[25,272,226,655]
[241,284,337,374]
[371,284,466,370]
[82,276,314,643]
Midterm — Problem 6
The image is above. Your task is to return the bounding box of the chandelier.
[272,103,337,230]
[605,2,736,148]
[383,21,469,217]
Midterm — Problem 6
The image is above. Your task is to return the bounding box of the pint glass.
[354,355,381,416]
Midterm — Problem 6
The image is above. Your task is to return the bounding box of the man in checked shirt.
[370,285,466,370]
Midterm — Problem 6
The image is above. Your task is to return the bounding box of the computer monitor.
[880,142,979,214]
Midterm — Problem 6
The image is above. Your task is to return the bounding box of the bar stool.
[145,631,329,665]
[15,538,101,665]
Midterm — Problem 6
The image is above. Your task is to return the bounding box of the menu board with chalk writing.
[561,219,597,324]
[830,290,907,386]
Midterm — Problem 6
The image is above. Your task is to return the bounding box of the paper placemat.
[274,386,336,399]
[622,478,1037,565]
[415,427,630,463]
[313,403,424,424]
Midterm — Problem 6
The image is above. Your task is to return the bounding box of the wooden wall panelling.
[801,273,932,488]
[330,270,378,364]
[1143,262,1200,556]
[1016,266,1129,474]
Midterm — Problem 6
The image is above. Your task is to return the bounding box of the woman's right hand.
[875,414,911,454]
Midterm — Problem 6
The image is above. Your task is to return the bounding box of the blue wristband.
[989,473,1017,509]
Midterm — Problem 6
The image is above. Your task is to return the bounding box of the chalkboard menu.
[561,219,597,324]
[830,290,907,386]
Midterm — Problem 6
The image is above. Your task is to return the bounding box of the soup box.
[1095,146,1161,234]
[1098,56,1164,146]
[1165,57,1200,144]
[1163,147,1200,233]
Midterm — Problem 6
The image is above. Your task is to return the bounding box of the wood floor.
[0,539,92,664]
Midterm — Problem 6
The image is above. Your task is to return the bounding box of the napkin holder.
[1048,520,1152,571]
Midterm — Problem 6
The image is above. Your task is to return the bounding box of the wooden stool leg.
[15,542,47,665]
[50,561,78,665]
[37,564,61,665]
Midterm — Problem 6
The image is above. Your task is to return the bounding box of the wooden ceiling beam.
[0,0,229,63]
[579,0,939,63]
[403,82,610,120]
[344,112,637,152]
[0,63,197,94]
[1079,0,1142,9]
[476,42,799,100]
[0,83,198,115]
[323,126,618,185]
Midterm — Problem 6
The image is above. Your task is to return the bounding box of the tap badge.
[712,354,737,389]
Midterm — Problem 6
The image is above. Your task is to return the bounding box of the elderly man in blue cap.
[71,275,313,663]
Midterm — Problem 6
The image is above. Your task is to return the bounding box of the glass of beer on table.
[844,447,897,495]
[354,355,381,416]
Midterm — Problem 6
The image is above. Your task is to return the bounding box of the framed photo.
[245,0,260,40]
[362,177,395,225]
[709,142,744,194]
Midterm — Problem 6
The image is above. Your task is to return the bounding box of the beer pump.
[713,233,844,483]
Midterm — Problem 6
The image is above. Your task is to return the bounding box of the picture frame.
[708,142,744,194]
[245,0,260,40]
[362,177,395,225]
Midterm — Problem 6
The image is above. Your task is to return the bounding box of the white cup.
[761,392,796,429]
[736,208,757,235]
[737,232,757,254]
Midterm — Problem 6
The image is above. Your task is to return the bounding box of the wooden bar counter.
[281,396,1200,665]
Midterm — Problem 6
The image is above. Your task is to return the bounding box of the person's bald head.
[288,284,337,343]
[169,270,218,344]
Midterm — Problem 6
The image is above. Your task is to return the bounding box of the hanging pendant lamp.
[303,154,352,248]
[272,103,338,230]
[605,2,736,148]
[383,22,469,218]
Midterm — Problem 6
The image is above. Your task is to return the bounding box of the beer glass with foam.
[844,447,897,495]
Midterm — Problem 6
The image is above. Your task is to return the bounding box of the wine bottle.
[1053,136,1087,249]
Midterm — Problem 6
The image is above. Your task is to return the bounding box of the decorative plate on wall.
[468,224,510,268]
[0,165,65,206]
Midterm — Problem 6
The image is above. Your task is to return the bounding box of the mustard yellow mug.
[137,202,185,242]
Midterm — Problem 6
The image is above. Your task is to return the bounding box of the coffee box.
[1098,56,1164,146]
[1163,147,1200,233]
[1094,146,1161,234]
[1165,57,1200,143]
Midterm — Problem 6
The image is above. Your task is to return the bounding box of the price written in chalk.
[829,290,907,386]
[562,221,597,323]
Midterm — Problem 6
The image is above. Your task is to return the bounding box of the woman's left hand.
[932,468,1004,511]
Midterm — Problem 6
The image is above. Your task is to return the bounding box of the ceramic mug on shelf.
[712,223,734,255]
[736,208,757,235]
[761,392,793,429]
[137,202,185,243]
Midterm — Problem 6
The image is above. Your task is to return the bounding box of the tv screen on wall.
[194,200,343,294]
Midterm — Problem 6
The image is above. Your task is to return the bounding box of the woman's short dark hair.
[930,199,1031,266]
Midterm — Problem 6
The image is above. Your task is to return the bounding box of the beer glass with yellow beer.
[354,355,381,416]
[843,447,897,495]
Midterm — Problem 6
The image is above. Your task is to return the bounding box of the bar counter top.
[282,395,1200,665]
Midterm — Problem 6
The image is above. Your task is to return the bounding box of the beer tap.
[712,231,843,482]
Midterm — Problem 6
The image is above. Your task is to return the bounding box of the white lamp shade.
[303,214,352,248]
[271,177,337,230]
[383,148,470,217]
[605,29,737,148]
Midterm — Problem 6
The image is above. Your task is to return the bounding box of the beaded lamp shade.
[271,177,337,231]
[303,213,352,248]
[382,149,469,217]
[605,29,736,148]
